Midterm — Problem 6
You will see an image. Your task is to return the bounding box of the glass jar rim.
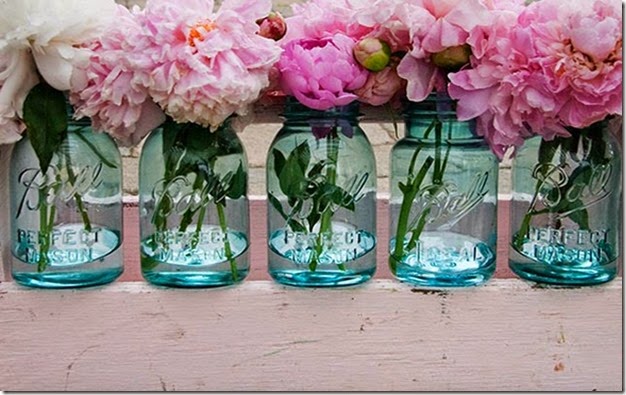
[282,97,362,120]
[402,92,459,118]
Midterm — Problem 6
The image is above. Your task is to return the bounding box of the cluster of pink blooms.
[70,0,282,146]
[276,0,409,110]
[2,0,619,156]
[276,0,622,156]
[275,0,522,111]
[449,0,622,157]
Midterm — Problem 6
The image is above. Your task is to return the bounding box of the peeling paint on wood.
[0,279,621,391]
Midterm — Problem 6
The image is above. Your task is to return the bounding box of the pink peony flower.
[520,0,622,128]
[278,34,368,111]
[134,0,282,129]
[280,0,409,108]
[448,0,621,156]
[398,0,520,102]
[448,11,569,157]
[351,0,416,53]
[282,0,372,43]
[70,5,165,146]
[344,1,419,107]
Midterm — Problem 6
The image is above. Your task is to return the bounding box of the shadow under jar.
[389,94,498,288]
[509,117,622,285]
[267,99,377,287]
[139,119,250,288]
[10,118,124,288]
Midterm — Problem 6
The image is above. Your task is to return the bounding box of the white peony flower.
[0,0,116,144]
[0,48,37,144]
[0,0,117,91]
[0,111,25,145]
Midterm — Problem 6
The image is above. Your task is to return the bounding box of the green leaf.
[73,131,118,169]
[314,183,359,213]
[141,255,162,272]
[279,144,310,198]
[226,162,247,199]
[212,171,234,205]
[568,202,590,230]
[587,129,609,166]
[289,219,307,234]
[561,132,580,157]
[409,156,435,192]
[328,185,350,208]
[568,165,593,186]
[279,161,306,197]
[178,129,219,176]
[268,193,289,220]
[537,138,561,168]
[162,119,179,159]
[163,121,222,178]
[307,160,329,179]
[23,83,68,173]
[273,149,287,178]
[178,207,199,233]
[152,193,173,231]
[293,142,311,173]
[406,207,431,252]
[269,193,307,233]
[162,120,185,176]
[307,203,321,232]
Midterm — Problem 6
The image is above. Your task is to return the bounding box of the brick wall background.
[113,0,512,197]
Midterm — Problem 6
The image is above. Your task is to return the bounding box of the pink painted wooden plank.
[0,279,622,391]
[118,201,141,282]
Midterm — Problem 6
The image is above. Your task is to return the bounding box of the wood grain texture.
[0,279,621,391]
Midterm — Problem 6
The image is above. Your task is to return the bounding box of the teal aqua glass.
[267,99,377,287]
[509,117,622,285]
[10,118,124,288]
[139,120,249,288]
[389,94,498,287]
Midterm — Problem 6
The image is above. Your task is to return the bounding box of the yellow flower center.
[188,20,217,47]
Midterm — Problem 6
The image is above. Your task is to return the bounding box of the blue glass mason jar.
[10,117,124,288]
[267,99,377,287]
[389,94,498,287]
[139,119,249,287]
[510,117,622,285]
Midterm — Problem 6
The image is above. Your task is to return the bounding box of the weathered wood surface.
[0,279,621,391]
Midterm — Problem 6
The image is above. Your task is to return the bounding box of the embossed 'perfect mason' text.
[15,227,102,264]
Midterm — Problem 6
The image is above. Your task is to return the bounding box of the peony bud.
[353,38,392,72]
[354,64,404,107]
[431,44,472,72]
[257,12,287,41]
